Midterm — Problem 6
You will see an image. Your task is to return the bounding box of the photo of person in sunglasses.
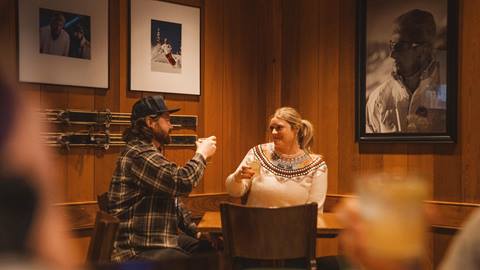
[365,8,447,134]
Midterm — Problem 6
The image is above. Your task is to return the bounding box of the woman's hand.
[235,165,256,182]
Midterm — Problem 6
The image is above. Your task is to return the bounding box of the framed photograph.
[18,0,109,88]
[129,0,200,95]
[356,0,458,143]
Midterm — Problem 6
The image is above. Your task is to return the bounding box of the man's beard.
[153,130,171,145]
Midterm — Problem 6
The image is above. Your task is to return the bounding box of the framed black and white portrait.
[356,0,458,143]
[129,0,200,95]
[18,0,109,88]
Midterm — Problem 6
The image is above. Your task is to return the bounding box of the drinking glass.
[357,173,428,262]
[246,159,261,176]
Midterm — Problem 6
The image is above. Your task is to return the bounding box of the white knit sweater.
[225,143,328,212]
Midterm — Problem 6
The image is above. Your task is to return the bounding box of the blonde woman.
[226,107,327,212]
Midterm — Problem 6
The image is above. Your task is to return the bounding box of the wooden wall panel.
[66,89,95,201]
[4,0,480,267]
[281,0,480,268]
[258,0,282,135]
[0,0,17,84]
[203,0,224,192]
[407,145,435,196]
[1,0,274,202]
[40,87,69,202]
[317,0,340,193]
[92,0,121,197]
[337,0,359,194]
[221,0,265,191]
[459,0,480,203]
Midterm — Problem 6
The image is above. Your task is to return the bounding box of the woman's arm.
[306,162,328,213]
[225,148,255,197]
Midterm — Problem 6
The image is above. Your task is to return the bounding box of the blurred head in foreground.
[0,73,77,268]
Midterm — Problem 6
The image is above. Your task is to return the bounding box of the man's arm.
[176,201,198,237]
[132,151,206,197]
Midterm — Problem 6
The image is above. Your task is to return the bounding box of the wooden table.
[197,211,343,237]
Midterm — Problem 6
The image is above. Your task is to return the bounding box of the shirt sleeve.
[225,148,254,197]
[132,150,206,197]
[306,162,328,213]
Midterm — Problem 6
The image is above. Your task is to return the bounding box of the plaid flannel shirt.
[107,139,206,262]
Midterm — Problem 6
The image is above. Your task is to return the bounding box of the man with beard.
[107,95,217,262]
[39,13,70,56]
[366,9,446,133]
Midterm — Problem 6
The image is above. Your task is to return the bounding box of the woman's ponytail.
[298,119,314,153]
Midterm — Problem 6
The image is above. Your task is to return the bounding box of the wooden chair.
[97,192,109,212]
[220,202,318,270]
[86,211,120,263]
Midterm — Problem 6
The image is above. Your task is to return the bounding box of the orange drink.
[247,159,260,176]
[358,173,428,261]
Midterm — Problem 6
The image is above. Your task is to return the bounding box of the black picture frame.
[356,0,458,143]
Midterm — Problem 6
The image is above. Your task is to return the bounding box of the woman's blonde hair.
[271,107,314,153]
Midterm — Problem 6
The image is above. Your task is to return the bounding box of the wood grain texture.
[1,0,480,202]
[281,0,479,267]
[62,193,473,263]
[63,194,477,233]
[180,192,240,218]
[202,0,225,193]
[2,0,274,200]
[337,0,359,194]
[4,0,480,266]
[0,0,17,84]
[221,0,266,192]
[258,0,282,134]
[317,0,340,193]
[459,0,480,203]
[58,201,99,231]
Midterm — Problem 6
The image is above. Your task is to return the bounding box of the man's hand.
[195,136,217,159]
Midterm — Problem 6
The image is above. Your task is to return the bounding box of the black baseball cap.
[131,95,180,124]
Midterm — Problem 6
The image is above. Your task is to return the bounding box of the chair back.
[97,192,109,212]
[220,202,317,269]
[87,211,120,263]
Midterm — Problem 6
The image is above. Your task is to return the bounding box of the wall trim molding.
[57,193,479,232]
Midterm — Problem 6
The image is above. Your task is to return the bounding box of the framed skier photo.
[129,0,200,95]
[355,0,458,143]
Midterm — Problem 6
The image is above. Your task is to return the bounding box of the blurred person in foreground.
[336,198,480,270]
[107,95,217,262]
[226,107,327,211]
[0,78,78,269]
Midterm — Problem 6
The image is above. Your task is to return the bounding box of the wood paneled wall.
[2,0,480,267]
[281,0,480,268]
[0,0,281,202]
[1,0,280,261]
